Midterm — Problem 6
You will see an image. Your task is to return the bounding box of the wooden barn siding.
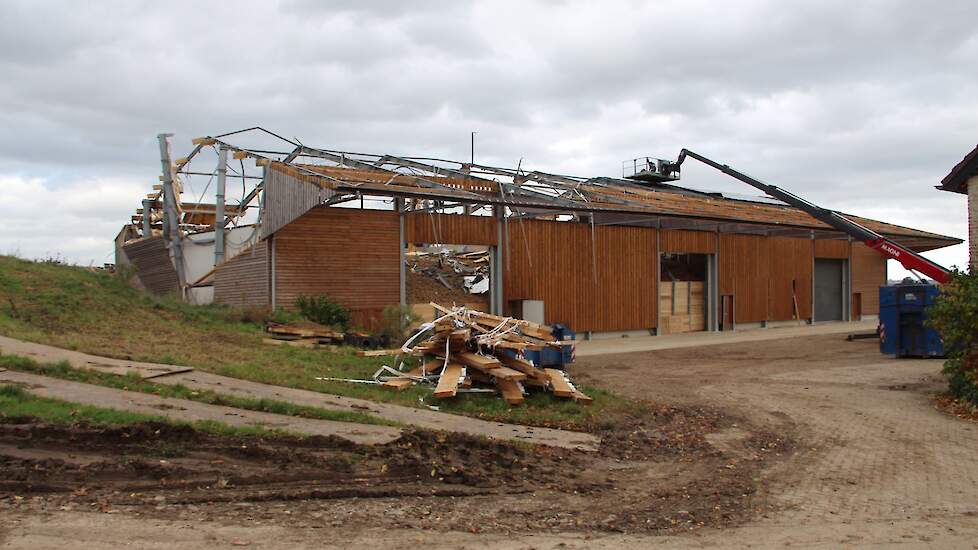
[720,235,821,323]
[767,236,814,322]
[719,234,770,323]
[660,229,717,253]
[814,239,850,258]
[503,219,657,332]
[404,213,498,245]
[122,236,180,295]
[213,241,269,308]
[851,242,886,316]
[273,207,400,331]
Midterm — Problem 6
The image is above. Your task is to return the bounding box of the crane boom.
[670,149,952,284]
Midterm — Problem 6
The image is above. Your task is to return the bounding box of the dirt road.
[3,332,978,547]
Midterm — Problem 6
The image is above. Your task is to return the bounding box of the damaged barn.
[116,128,960,337]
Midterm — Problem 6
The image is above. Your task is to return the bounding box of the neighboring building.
[118,131,962,336]
[938,143,978,271]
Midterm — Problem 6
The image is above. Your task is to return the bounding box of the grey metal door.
[814,259,845,322]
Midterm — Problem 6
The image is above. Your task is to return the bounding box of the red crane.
[667,149,952,284]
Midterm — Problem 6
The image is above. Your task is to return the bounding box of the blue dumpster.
[879,283,943,357]
[523,323,575,369]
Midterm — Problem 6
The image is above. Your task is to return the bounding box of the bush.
[928,270,978,405]
[379,304,420,343]
[294,295,350,330]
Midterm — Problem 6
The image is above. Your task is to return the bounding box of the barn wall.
[851,242,886,316]
[504,219,657,332]
[814,239,850,259]
[767,236,814,321]
[719,234,770,323]
[404,213,498,245]
[213,241,269,308]
[660,229,717,254]
[273,207,400,330]
[121,236,180,295]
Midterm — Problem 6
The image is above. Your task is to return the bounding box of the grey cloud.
[0,0,974,271]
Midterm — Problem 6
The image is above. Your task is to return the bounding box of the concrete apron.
[576,319,879,357]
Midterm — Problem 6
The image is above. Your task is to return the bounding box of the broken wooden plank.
[454,351,500,370]
[545,368,576,397]
[572,389,594,405]
[382,378,415,391]
[498,354,550,383]
[433,363,464,398]
[355,348,401,357]
[496,378,525,405]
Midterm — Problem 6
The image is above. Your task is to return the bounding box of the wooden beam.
[433,363,464,398]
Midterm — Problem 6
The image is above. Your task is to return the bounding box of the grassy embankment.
[0,384,294,437]
[0,255,645,429]
[0,353,396,427]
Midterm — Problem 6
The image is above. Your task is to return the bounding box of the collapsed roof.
[128,127,961,253]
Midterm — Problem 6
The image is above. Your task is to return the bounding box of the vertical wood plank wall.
[767,237,814,321]
[273,207,400,330]
[814,239,850,259]
[719,234,770,323]
[504,219,657,332]
[659,229,717,254]
[213,241,269,307]
[851,242,886,316]
[258,208,890,332]
[404,213,498,245]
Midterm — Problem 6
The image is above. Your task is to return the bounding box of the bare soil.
[7,332,974,548]
[0,400,787,535]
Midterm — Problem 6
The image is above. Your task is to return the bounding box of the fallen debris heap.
[380,303,590,406]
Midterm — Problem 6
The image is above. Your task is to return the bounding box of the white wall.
[181,225,260,303]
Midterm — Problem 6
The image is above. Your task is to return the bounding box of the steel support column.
[157,133,186,297]
[214,145,228,265]
[141,199,152,236]
[396,198,406,307]
[492,205,506,315]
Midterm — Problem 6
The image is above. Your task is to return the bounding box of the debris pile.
[264,322,397,350]
[405,249,490,306]
[263,322,344,348]
[378,304,591,406]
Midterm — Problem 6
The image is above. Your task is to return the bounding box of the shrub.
[928,270,978,405]
[294,295,350,330]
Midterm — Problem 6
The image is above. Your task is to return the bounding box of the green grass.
[0,354,398,427]
[0,255,646,430]
[0,384,293,438]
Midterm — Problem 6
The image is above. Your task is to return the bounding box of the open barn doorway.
[659,253,708,334]
[405,243,491,321]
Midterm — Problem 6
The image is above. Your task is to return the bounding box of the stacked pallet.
[381,304,591,406]
[658,280,706,334]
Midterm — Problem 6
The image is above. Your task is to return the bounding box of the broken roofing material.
[133,127,958,253]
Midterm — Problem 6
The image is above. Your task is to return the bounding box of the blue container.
[523,323,576,369]
[879,283,943,358]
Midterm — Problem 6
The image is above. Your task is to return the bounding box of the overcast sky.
[1,0,975,277]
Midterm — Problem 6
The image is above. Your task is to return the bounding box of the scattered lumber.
[264,322,346,349]
[355,348,402,357]
[266,322,344,341]
[372,303,588,407]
